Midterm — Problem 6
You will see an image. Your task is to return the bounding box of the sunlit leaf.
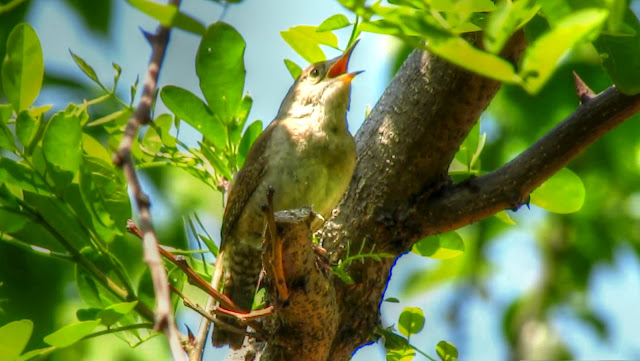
[229,95,253,146]
[237,120,262,169]
[494,210,516,225]
[43,320,100,348]
[196,22,246,124]
[153,113,177,148]
[281,25,339,63]
[125,0,205,35]
[520,9,608,94]
[16,347,55,361]
[412,232,465,259]
[69,50,102,87]
[160,85,226,149]
[530,167,585,214]
[97,301,138,327]
[317,14,351,32]
[425,35,521,84]
[398,306,424,338]
[16,110,38,150]
[386,348,415,361]
[2,23,44,111]
[484,0,540,54]
[436,340,458,361]
[284,58,302,80]
[0,319,33,360]
[42,112,82,173]
[0,158,49,194]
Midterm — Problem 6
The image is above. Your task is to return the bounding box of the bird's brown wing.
[221,122,275,245]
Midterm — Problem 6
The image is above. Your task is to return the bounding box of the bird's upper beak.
[327,39,363,83]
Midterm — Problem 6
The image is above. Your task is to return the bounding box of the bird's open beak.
[327,39,363,83]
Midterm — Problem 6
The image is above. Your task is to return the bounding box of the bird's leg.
[263,186,290,302]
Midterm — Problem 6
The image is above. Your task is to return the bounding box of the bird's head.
[277,40,362,120]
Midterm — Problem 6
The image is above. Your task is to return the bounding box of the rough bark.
[223,30,640,361]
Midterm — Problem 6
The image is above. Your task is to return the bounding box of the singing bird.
[212,41,360,349]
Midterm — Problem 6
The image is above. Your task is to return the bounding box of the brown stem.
[126,220,238,311]
[114,1,185,359]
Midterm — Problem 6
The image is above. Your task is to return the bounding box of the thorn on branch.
[141,28,155,45]
[573,71,596,104]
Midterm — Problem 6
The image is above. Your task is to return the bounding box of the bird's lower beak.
[328,39,362,83]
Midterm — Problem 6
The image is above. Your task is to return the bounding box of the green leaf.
[494,210,516,225]
[0,104,13,123]
[0,319,33,360]
[251,287,266,310]
[378,327,409,350]
[42,112,82,173]
[125,0,205,35]
[16,110,39,149]
[69,50,102,87]
[2,23,44,111]
[0,122,14,150]
[141,124,163,156]
[384,297,400,303]
[520,9,609,94]
[0,158,49,194]
[0,207,28,233]
[197,234,219,257]
[484,0,540,54]
[436,340,458,361]
[281,25,339,63]
[237,120,262,169]
[76,267,103,308]
[160,86,226,149]
[97,301,138,327]
[154,113,177,148]
[16,347,55,361]
[398,306,424,338]
[530,167,585,214]
[43,320,100,348]
[76,308,101,321]
[229,95,253,146]
[284,58,303,80]
[317,14,351,32]
[196,22,246,124]
[386,348,416,361]
[594,9,640,95]
[454,121,481,171]
[82,134,112,164]
[412,232,465,259]
[430,0,495,12]
[199,144,233,181]
[425,35,521,84]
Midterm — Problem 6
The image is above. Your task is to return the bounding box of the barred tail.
[212,243,262,349]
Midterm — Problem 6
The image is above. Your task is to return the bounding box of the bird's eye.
[310,68,319,77]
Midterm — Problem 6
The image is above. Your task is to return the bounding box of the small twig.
[211,304,274,323]
[263,186,289,302]
[126,220,238,311]
[169,285,247,335]
[114,1,185,359]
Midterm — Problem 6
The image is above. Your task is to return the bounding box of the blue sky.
[25,1,640,360]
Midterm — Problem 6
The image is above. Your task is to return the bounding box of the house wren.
[212,41,360,349]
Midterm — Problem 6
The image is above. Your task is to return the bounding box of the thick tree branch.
[113,1,185,359]
[318,32,526,360]
[416,84,640,235]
